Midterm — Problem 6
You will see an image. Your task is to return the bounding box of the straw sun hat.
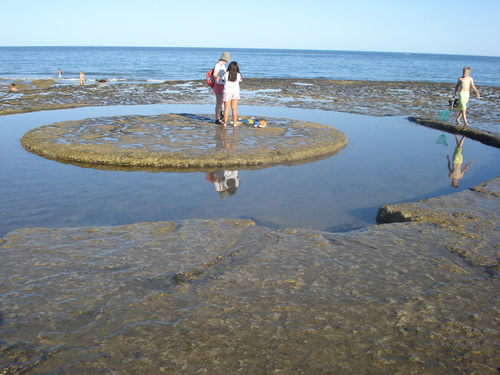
[220,52,230,61]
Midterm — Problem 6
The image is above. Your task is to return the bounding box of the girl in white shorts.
[222,61,242,127]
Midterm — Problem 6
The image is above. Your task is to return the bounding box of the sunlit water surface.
[1,104,499,236]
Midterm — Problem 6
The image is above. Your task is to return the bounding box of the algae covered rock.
[30,79,56,89]
[21,113,348,170]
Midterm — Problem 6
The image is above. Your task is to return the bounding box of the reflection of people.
[10,83,18,92]
[58,68,62,78]
[453,66,480,126]
[224,170,240,197]
[215,126,238,150]
[206,170,240,199]
[212,52,230,125]
[79,71,85,86]
[222,61,242,127]
[447,134,473,188]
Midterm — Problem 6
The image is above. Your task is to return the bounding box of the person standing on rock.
[222,61,242,127]
[212,52,230,125]
[79,71,85,86]
[453,66,480,126]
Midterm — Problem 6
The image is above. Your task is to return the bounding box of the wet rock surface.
[408,116,500,148]
[378,177,500,271]
[2,78,499,139]
[20,114,347,169]
[1,177,499,373]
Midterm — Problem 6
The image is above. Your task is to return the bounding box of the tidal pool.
[1,104,499,373]
[0,104,499,236]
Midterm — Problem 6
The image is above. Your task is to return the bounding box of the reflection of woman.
[223,170,240,197]
[447,134,473,188]
[206,170,240,199]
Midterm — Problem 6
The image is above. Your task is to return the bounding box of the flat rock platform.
[20,113,347,170]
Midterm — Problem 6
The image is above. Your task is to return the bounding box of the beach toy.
[253,119,267,128]
[241,118,254,125]
[436,134,448,146]
[439,98,454,122]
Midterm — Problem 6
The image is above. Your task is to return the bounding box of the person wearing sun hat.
[212,52,230,124]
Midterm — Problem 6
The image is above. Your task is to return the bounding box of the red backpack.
[206,67,215,87]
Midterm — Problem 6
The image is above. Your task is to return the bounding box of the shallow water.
[2,47,500,86]
[1,104,499,236]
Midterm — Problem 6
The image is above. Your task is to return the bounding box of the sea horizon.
[2,45,500,58]
[1,46,499,86]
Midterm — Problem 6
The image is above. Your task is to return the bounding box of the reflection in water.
[208,127,240,198]
[447,134,473,188]
[215,126,238,149]
[206,170,241,199]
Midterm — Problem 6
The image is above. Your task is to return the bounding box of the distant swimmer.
[10,83,18,92]
[79,71,85,86]
[58,68,62,78]
[96,79,108,84]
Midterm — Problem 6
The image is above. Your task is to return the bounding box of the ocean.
[1,46,500,86]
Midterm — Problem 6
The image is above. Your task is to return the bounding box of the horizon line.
[0,45,498,58]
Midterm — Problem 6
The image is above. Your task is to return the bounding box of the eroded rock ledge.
[20,113,347,169]
[408,117,500,148]
[377,176,500,270]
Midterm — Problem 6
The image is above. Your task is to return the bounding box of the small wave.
[253,89,282,93]
[174,82,195,87]
[147,79,165,83]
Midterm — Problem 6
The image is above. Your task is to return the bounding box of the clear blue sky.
[2,0,499,56]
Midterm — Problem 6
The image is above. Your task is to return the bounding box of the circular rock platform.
[21,113,347,170]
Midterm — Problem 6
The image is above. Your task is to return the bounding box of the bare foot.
[456,118,462,125]
[465,120,469,126]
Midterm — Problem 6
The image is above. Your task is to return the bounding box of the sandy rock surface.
[1,178,499,373]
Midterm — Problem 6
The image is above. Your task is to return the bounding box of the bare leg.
[231,99,239,126]
[223,101,230,126]
[463,109,469,126]
[215,94,223,122]
[456,111,463,125]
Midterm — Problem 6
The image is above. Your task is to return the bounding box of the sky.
[2,0,499,56]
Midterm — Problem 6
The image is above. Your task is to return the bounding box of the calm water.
[1,104,499,236]
[1,46,500,86]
